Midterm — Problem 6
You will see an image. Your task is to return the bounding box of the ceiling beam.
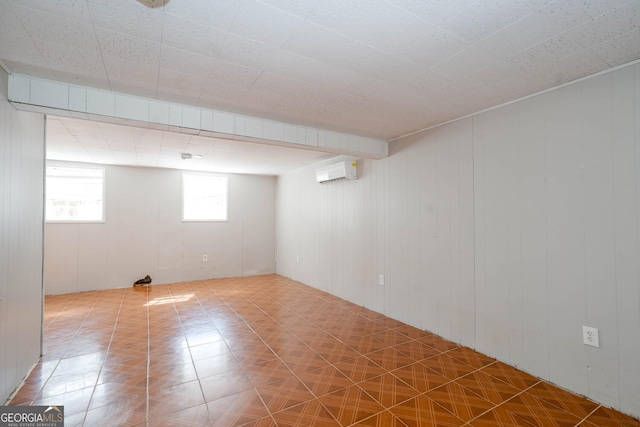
[7,73,388,159]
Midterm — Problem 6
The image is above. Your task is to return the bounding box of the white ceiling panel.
[229,0,306,48]
[258,0,321,19]
[474,12,560,58]
[250,72,323,103]
[285,23,422,85]
[207,59,262,88]
[507,35,585,69]
[464,60,526,92]
[283,24,365,70]
[45,116,334,175]
[394,70,451,98]
[0,41,49,73]
[463,73,551,107]
[7,0,91,21]
[199,78,251,102]
[236,88,292,118]
[159,45,216,79]
[158,68,207,94]
[342,76,394,98]
[87,0,164,43]
[163,0,240,31]
[35,40,105,77]
[348,5,434,54]
[589,28,640,66]
[51,70,111,91]
[161,13,228,58]
[352,52,422,85]
[387,0,478,26]
[1,0,639,173]
[561,1,640,49]
[217,33,280,69]
[95,27,161,66]
[398,27,469,68]
[11,5,98,52]
[528,48,610,85]
[431,45,499,81]
[266,50,360,89]
[102,54,159,87]
[536,0,632,32]
[439,0,533,43]
[306,0,393,40]
[517,0,555,9]
[0,2,34,39]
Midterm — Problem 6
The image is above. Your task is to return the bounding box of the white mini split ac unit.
[316,160,357,183]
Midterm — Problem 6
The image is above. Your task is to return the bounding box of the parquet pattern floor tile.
[8,275,639,426]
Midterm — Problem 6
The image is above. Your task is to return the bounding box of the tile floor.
[8,274,640,426]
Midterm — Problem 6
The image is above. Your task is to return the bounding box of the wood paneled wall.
[276,62,640,418]
[276,119,475,347]
[45,165,276,294]
[0,68,45,403]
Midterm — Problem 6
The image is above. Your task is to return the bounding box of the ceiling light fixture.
[136,0,169,9]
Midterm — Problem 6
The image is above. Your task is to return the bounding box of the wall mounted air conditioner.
[316,160,357,183]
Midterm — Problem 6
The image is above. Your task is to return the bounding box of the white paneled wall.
[276,62,640,418]
[0,68,45,403]
[474,66,640,417]
[45,163,275,294]
[276,119,475,344]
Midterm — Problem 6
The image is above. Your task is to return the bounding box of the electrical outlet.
[202,254,208,262]
[379,274,384,286]
[296,255,299,263]
[583,326,599,348]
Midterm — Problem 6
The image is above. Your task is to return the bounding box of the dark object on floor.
[133,275,152,287]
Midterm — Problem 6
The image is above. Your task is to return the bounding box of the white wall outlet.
[296,255,299,263]
[202,254,208,262]
[379,274,384,286]
[583,326,599,347]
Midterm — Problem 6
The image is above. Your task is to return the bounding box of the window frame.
[181,171,229,222]
[45,163,106,224]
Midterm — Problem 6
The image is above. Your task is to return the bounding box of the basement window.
[46,165,105,222]
[182,172,228,221]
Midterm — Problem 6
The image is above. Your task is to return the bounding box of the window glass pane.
[183,173,228,221]
[46,166,104,222]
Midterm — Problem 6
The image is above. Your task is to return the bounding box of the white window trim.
[45,162,106,224]
[182,171,228,222]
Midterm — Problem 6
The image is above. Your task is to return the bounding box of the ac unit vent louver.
[316,160,357,184]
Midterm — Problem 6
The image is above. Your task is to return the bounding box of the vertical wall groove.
[0,67,45,403]
[276,62,640,419]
